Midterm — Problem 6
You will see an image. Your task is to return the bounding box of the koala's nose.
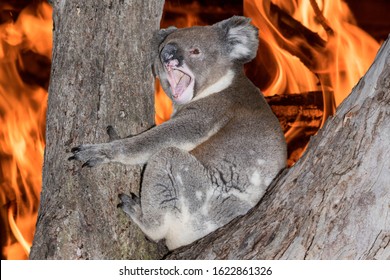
[161,43,178,64]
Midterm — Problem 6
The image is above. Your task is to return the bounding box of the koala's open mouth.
[165,63,195,104]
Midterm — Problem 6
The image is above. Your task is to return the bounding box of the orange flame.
[245,0,379,124]
[155,80,173,125]
[0,1,52,259]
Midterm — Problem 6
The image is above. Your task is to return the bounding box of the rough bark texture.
[168,36,390,260]
[30,0,165,259]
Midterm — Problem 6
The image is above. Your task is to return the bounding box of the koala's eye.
[189,48,201,56]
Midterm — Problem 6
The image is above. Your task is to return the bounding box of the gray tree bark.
[30,0,165,259]
[168,36,390,260]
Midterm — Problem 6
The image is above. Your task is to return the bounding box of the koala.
[69,16,287,250]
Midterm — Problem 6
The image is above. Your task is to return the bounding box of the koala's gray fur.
[69,16,287,250]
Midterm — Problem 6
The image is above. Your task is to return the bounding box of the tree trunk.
[30,0,165,259]
[168,36,390,260]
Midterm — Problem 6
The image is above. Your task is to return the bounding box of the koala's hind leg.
[119,147,212,250]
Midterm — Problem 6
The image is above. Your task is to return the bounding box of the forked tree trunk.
[168,36,390,260]
[30,0,165,259]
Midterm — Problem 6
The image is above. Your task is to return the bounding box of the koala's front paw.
[68,144,110,167]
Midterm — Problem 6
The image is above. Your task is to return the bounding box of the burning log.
[167,36,390,259]
[267,92,323,131]
[266,92,323,165]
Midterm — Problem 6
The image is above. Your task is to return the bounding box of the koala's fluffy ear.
[154,26,177,46]
[214,16,259,64]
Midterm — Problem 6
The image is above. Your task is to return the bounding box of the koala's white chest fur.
[192,70,235,102]
[70,16,287,251]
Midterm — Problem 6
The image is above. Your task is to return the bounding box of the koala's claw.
[118,193,133,205]
[68,155,75,161]
[81,158,103,168]
[130,193,140,204]
[68,144,110,168]
[107,125,120,141]
[71,146,81,153]
[118,193,141,217]
[68,147,81,161]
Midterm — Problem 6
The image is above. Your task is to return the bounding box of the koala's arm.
[69,112,230,167]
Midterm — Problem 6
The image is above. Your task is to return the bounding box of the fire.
[0,1,52,259]
[155,80,173,125]
[244,0,379,124]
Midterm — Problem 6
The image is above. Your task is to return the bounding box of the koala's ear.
[154,26,177,46]
[214,16,259,64]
